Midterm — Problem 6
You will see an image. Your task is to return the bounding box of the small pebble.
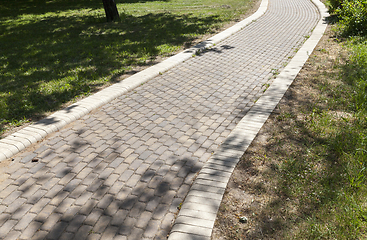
[239,216,248,223]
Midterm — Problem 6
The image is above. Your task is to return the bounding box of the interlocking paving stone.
[0,0,323,239]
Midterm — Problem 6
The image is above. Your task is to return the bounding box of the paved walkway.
[0,0,323,239]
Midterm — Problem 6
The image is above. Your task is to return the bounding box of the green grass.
[267,1,367,236]
[272,33,367,239]
[0,0,256,136]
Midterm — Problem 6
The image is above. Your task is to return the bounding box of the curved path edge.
[0,0,269,163]
[167,0,329,239]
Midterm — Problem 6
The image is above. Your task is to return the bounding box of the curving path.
[0,0,323,239]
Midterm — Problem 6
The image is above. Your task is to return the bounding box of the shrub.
[327,0,344,13]
[337,0,367,35]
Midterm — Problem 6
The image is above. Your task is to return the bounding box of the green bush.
[327,0,343,13]
[336,0,367,35]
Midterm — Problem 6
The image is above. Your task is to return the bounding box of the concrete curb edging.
[167,0,329,239]
[0,0,269,162]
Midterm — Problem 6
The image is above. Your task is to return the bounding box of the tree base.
[102,0,120,22]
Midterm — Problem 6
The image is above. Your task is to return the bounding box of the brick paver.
[0,0,320,239]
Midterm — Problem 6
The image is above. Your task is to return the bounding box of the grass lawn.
[0,0,257,137]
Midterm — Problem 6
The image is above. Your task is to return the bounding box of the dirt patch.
[212,24,346,239]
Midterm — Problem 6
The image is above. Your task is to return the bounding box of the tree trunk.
[102,0,120,22]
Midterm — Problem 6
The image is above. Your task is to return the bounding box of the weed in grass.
[317,48,328,53]
[276,112,295,121]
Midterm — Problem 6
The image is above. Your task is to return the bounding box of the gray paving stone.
[101,225,119,239]
[2,190,22,206]
[4,197,27,214]
[119,169,134,182]
[12,203,32,220]
[29,197,51,214]
[41,212,62,231]
[4,230,21,240]
[103,199,120,216]
[9,168,28,181]
[146,196,161,213]
[152,203,170,220]
[19,221,42,239]
[76,166,93,179]
[31,230,48,240]
[77,199,96,216]
[128,227,144,240]
[135,211,153,229]
[65,214,86,233]
[74,225,93,240]
[97,194,114,209]
[59,232,74,240]
[0,219,17,238]
[18,176,36,192]
[0,213,11,228]
[84,208,103,226]
[19,153,38,164]
[129,201,146,219]
[143,220,160,238]
[110,209,128,226]
[125,174,141,188]
[49,190,69,206]
[55,197,75,214]
[46,221,68,239]
[118,217,136,236]
[93,215,112,233]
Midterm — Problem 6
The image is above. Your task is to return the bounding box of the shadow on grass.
[229,83,367,238]
[0,4,222,134]
[0,0,168,18]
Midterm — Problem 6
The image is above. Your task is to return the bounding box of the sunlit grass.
[274,34,367,239]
